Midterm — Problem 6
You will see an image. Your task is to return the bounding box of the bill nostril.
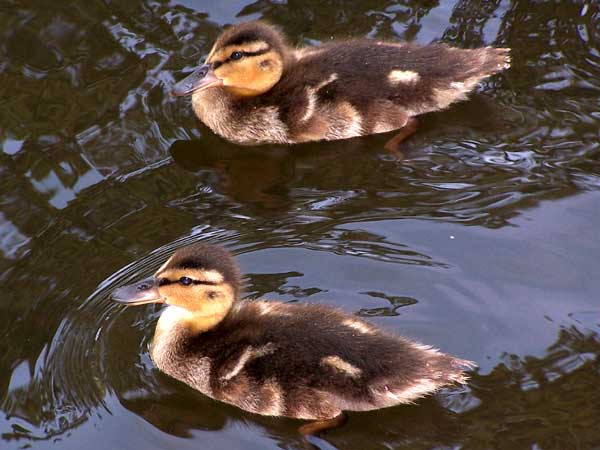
[138,284,149,291]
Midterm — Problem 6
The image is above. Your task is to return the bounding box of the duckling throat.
[154,305,225,339]
[191,89,288,145]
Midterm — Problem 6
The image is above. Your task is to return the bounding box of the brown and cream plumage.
[172,21,510,146]
[112,243,474,434]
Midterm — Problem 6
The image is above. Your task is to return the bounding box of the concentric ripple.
[2,1,600,449]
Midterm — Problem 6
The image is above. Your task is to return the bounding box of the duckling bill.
[112,243,474,434]
[172,21,510,146]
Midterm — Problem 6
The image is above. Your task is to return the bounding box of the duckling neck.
[154,305,227,339]
[191,89,235,136]
[151,305,224,396]
[151,305,228,369]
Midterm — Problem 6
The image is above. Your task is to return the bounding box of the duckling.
[112,243,474,434]
[172,21,510,147]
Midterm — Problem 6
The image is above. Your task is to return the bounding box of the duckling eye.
[230,51,243,60]
[179,276,193,286]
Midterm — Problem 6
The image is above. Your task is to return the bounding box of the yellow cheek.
[160,285,234,314]
[216,61,255,85]
[160,285,194,308]
[197,297,230,316]
[215,55,282,96]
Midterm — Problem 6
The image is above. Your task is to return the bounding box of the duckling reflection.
[112,243,474,435]
[169,138,293,211]
[172,21,510,148]
[168,134,381,212]
[119,388,464,449]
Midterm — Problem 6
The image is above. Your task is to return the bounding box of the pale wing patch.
[222,347,253,381]
[434,76,482,110]
[434,86,470,110]
[432,88,461,110]
[254,343,277,357]
[388,70,420,84]
[342,319,376,334]
[315,73,338,90]
[294,47,325,60]
[300,73,339,123]
[300,90,317,123]
[221,343,276,381]
[321,355,362,378]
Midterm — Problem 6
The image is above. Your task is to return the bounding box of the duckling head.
[172,21,288,98]
[112,244,241,332]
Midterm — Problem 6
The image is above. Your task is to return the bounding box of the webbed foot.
[383,117,418,159]
[298,412,348,435]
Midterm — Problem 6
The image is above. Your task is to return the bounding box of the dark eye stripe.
[234,47,271,59]
[158,278,219,286]
[211,46,272,69]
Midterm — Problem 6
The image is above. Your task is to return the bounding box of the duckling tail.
[367,347,476,408]
[480,46,511,75]
[418,46,510,114]
[431,353,477,386]
[454,46,511,84]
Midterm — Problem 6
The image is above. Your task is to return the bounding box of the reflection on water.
[1,0,599,449]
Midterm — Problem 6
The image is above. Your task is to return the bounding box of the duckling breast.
[150,307,214,395]
[191,89,289,145]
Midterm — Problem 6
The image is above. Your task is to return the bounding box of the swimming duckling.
[172,21,510,147]
[112,243,474,434]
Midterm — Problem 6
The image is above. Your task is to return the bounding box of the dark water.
[1,1,600,449]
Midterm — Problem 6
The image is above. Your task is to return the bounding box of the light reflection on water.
[1,0,600,449]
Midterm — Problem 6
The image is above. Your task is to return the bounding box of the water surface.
[1,1,600,449]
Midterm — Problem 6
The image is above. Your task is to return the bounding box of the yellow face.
[155,267,235,318]
[207,40,284,96]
